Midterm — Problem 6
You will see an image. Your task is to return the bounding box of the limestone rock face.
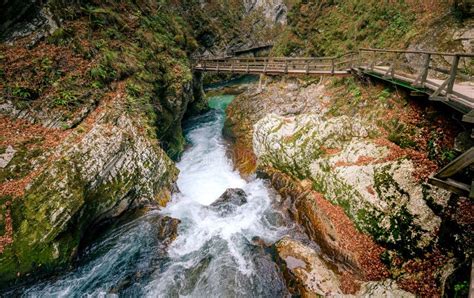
[253,113,450,252]
[358,280,415,298]
[0,146,16,169]
[243,0,287,25]
[275,237,343,297]
[226,78,466,296]
[0,0,59,44]
[0,92,178,285]
[275,237,415,298]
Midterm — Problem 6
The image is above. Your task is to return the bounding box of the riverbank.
[225,75,472,297]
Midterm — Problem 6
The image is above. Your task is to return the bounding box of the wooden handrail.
[359,48,474,58]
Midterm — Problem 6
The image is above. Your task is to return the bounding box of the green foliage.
[453,281,469,298]
[6,85,37,103]
[378,88,392,102]
[11,86,31,100]
[427,131,459,164]
[384,118,417,149]
[89,64,116,83]
[86,6,128,30]
[126,82,142,98]
[274,0,416,56]
[53,90,78,107]
[47,28,74,45]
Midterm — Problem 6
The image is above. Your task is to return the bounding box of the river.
[12,87,293,297]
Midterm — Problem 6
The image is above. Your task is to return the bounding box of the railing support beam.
[413,53,431,87]
[447,54,460,95]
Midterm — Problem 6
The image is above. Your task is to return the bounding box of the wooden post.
[263,58,268,74]
[216,60,220,74]
[435,147,474,179]
[285,60,288,74]
[420,53,431,86]
[447,54,460,95]
[203,60,206,71]
[390,58,396,78]
[246,62,249,74]
[370,50,376,70]
[331,58,335,75]
[414,53,431,87]
[231,61,234,73]
[305,60,309,74]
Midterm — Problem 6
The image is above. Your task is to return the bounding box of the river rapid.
[10,87,295,297]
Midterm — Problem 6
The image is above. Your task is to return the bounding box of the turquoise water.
[204,75,259,91]
[207,94,235,110]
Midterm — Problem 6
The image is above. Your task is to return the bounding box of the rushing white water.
[10,92,291,297]
[145,96,290,296]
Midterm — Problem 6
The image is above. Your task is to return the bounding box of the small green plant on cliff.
[454,281,469,298]
[11,86,32,100]
[378,88,392,103]
[384,118,417,149]
[90,64,116,83]
[427,131,459,165]
[53,90,78,107]
[47,28,74,46]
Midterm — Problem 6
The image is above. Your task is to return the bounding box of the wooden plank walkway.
[194,48,474,119]
[193,47,474,198]
[356,48,474,117]
[360,65,474,112]
[193,54,355,76]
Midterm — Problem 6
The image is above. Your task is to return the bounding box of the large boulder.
[209,188,248,215]
[275,236,343,296]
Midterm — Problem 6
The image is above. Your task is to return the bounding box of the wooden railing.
[429,147,474,198]
[193,52,358,75]
[357,48,474,111]
[193,48,474,197]
[193,48,474,113]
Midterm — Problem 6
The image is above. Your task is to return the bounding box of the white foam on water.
[14,94,290,297]
[145,97,289,296]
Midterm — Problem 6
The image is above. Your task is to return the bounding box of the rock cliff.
[226,76,472,296]
[0,0,211,286]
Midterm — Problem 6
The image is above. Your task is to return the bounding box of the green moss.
[0,145,43,184]
[274,0,417,56]
[383,118,417,149]
[47,27,74,45]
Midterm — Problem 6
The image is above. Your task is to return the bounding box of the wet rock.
[209,188,248,215]
[454,131,474,152]
[275,236,343,297]
[358,279,415,297]
[157,216,181,245]
[251,248,289,297]
[251,236,269,248]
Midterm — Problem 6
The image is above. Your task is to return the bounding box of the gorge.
[1,0,473,297]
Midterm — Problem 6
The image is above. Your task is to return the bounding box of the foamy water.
[10,93,290,297]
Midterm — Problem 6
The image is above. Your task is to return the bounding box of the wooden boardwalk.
[194,48,474,119]
[356,48,474,119]
[193,47,474,198]
[193,54,355,76]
